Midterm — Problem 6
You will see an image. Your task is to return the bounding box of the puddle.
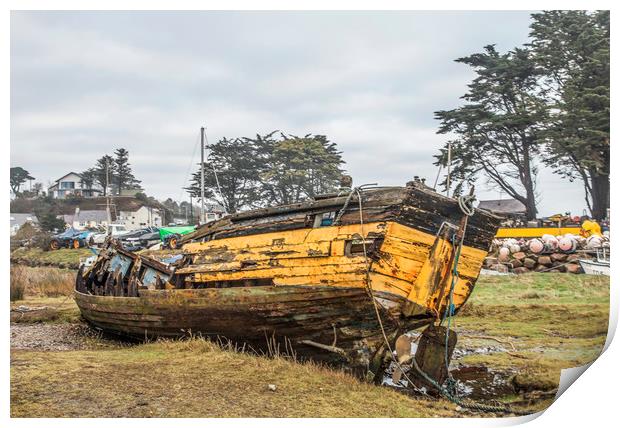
[451,365,516,399]
[452,345,508,359]
[382,359,515,401]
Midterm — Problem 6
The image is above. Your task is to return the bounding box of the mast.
[189,193,193,224]
[200,127,205,225]
[105,158,111,225]
[446,141,452,197]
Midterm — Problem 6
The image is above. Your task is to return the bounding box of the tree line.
[434,11,609,220]
[80,148,142,196]
[186,132,346,214]
[10,148,142,198]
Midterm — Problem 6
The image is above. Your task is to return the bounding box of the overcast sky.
[10,11,588,216]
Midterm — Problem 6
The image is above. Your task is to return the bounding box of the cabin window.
[345,238,382,257]
[313,211,336,228]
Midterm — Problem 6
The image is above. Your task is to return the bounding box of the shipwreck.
[75,181,501,382]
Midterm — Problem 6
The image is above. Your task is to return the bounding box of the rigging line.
[179,132,201,202]
[202,129,227,211]
[353,186,427,395]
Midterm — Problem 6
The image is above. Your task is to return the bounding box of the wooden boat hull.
[75,184,502,379]
[74,285,428,379]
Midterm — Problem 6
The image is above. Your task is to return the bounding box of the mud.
[10,322,128,351]
[451,365,516,400]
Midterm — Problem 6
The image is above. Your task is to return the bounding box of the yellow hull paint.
[495,227,581,238]
[181,221,488,317]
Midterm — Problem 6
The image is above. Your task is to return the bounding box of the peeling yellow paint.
[180,221,488,315]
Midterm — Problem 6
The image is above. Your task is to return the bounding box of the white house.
[116,205,163,230]
[48,172,103,199]
[62,209,110,230]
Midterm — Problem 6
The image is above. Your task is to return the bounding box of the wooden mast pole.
[446,142,452,198]
[200,127,205,225]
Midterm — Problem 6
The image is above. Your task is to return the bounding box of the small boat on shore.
[579,248,610,276]
[74,181,501,380]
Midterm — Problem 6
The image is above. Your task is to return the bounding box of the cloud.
[10,10,587,215]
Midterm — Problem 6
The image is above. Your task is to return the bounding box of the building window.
[60,181,75,189]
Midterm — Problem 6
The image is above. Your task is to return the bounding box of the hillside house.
[48,172,103,199]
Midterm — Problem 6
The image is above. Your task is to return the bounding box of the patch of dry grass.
[10,338,458,418]
[11,265,75,298]
[10,296,81,324]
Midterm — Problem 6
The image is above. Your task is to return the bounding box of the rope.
[333,188,356,226]
[203,130,226,208]
[458,193,476,216]
[409,357,530,415]
[352,186,427,394]
[355,187,529,416]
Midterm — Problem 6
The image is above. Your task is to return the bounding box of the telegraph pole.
[200,127,205,225]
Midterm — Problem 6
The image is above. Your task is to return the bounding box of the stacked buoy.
[486,233,609,274]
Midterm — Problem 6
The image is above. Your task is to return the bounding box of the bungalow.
[62,209,110,230]
[48,172,103,199]
[116,205,163,229]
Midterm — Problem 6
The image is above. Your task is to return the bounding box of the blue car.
[49,228,95,250]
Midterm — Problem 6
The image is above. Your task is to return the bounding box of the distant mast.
[105,158,111,225]
[446,141,452,198]
[200,127,205,225]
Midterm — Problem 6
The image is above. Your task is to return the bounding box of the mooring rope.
[356,188,530,416]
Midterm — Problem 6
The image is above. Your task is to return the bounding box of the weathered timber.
[179,185,501,252]
[75,286,425,377]
[411,325,457,390]
[74,182,501,379]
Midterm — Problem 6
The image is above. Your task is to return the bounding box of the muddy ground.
[10,271,609,417]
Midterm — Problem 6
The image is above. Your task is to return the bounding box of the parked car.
[160,225,197,249]
[90,224,132,246]
[120,227,161,251]
[49,228,84,250]
[75,229,98,248]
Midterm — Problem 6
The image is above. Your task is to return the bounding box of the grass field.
[10,268,610,418]
[11,247,93,269]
